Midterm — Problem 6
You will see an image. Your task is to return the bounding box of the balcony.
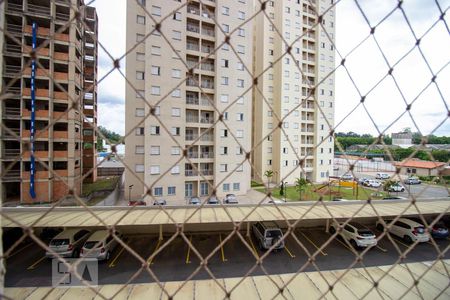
[200,117,214,124]
[186,134,199,141]
[54,33,70,42]
[26,4,51,17]
[54,71,69,81]
[3,107,20,119]
[22,109,49,118]
[23,88,50,98]
[200,81,214,89]
[200,134,214,142]
[1,128,20,139]
[23,68,50,78]
[3,149,20,159]
[53,111,68,120]
[187,152,199,158]
[186,115,199,123]
[187,5,200,15]
[201,63,214,72]
[4,65,22,77]
[23,46,50,57]
[200,169,213,176]
[23,170,49,180]
[1,170,21,181]
[54,91,68,100]
[201,27,215,37]
[24,25,50,36]
[54,169,69,177]
[200,152,214,159]
[54,150,68,158]
[4,44,22,55]
[54,52,69,61]
[23,150,49,159]
[6,23,22,35]
[186,96,199,105]
[53,131,68,139]
[187,24,200,34]
[187,43,200,52]
[22,130,49,139]
[185,170,198,176]
[6,3,22,14]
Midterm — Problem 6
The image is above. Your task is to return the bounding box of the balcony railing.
[186,97,199,105]
[3,149,21,158]
[200,152,214,158]
[4,107,20,117]
[1,170,21,180]
[27,4,51,16]
[187,152,199,158]
[200,98,212,106]
[201,28,215,37]
[186,115,199,123]
[6,3,22,13]
[200,117,213,124]
[186,43,200,51]
[201,64,214,72]
[56,12,70,22]
[200,169,213,176]
[186,78,198,87]
[4,65,22,76]
[200,135,213,141]
[185,134,199,141]
[187,24,200,33]
[4,44,21,54]
[187,6,200,15]
[185,170,198,176]
[202,46,214,54]
[201,82,214,89]
[6,23,22,34]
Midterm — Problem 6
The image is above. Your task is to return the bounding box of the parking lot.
[4,221,450,287]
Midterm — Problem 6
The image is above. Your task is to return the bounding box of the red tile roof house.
[395,159,447,177]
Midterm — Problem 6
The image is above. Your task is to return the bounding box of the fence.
[1,0,449,299]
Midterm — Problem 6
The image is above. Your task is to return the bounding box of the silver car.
[80,230,122,261]
[46,229,91,258]
[252,221,285,251]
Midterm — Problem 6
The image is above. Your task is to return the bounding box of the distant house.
[395,159,447,177]
[392,132,413,148]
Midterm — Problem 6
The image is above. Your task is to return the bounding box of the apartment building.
[252,0,335,185]
[125,0,253,203]
[0,0,98,205]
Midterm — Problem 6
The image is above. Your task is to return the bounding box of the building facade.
[125,0,253,203]
[0,0,98,205]
[252,0,335,185]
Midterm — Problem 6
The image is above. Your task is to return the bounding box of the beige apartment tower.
[125,0,254,203]
[252,0,335,185]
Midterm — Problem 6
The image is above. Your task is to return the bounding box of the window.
[220,129,228,137]
[237,62,244,71]
[150,126,160,135]
[135,127,144,135]
[151,66,160,75]
[220,94,228,103]
[150,165,160,174]
[237,79,244,87]
[268,123,273,129]
[135,145,144,154]
[171,127,180,135]
[284,122,289,128]
[236,164,243,172]
[220,164,228,172]
[136,52,145,61]
[284,96,289,103]
[221,76,229,85]
[222,6,229,15]
[236,147,243,155]
[172,147,181,155]
[136,34,145,42]
[173,30,181,40]
[173,12,181,20]
[171,108,181,117]
[267,147,272,153]
[222,24,230,33]
[136,71,145,80]
[151,5,161,16]
[238,11,245,19]
[137,15,145,24]
[223,183,230,192]
[236,113,244,121]
[237,45,245,54]
[151,86,160,95]
[153,106,160,115]
[154,187,163,196]
[135,108,144,117]
[236,130,243,138]
[172,89,181,97]
[172,69,181,78]
[135,164,144,173]
[221,59,229,68]
[151,46,161,55]
[283,147,288,154]
[237,96,244,104]
[284,160,288,167]
[150,146,160,155]
[137,0,145,5]
[233,183,240,191]
[220,147,228,155]
[238,28,245,37]
[171,165,180,174]
[285,7,290,13]
[168,186,176,195]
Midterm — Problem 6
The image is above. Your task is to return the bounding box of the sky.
[90,0,450,137]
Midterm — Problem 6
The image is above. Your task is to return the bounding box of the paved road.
[5,224,449,287]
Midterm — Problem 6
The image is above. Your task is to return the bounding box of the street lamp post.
[128,185,134,203]
[284,181,287,202]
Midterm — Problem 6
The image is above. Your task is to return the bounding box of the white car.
[388,183,405,192]
[46,229,91,258]
[330,222,377,248]
[365,180,382,188]
[340,174,354,181]
[376,173,390,180]
[80,230,122,261]
[376,218,430,244]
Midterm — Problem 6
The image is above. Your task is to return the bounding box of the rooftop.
[395,159,447,169]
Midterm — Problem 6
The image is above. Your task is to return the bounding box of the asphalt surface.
[5,225,450,287]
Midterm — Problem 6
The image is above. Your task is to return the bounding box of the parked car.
[330,222,377,249]
[188,196,201,205]
[128,200,146,206]
[340,174,354,181]
[358,177,369,185]
[382,196,407,200]
[430,222,449,239]
[365,180,382,188]
[46,229,91,258]
[332,198,349,202]
[268,199,285,204]
[224,194,238,204]
[388,183,405,192]
[376,173,390,180]
[153,199,167,206]
[404,177,422,185]
[252,221,285,251]
[80,230,122,261]
[376,218,430,243]
[207,196,219,204]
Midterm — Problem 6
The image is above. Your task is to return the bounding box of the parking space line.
[148,238,163,265]
[283,244,296,258]
[27,256,46,270]
[247,236,259,258]
[8,243,33,258]
[329,234,354,253]
[297,230,327,256]
[375,245,388,253]
[391,237,411,249]
[109,237,129,268]
[185,235,192,264]
[219,234,227,262]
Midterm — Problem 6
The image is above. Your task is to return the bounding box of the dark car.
[189,197,201,205]
[431,222,449,239]
[207,196,219,204]
[404,177,421,185]
[153,199,167,206]
[128,200,146,206]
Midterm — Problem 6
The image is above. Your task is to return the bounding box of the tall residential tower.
[125,0,254,203]
[0,0,98,205]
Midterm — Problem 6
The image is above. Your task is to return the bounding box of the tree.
[264,170,274,187]
[279,182,284,196]
[295,177,309,201]
[383,180,396,196]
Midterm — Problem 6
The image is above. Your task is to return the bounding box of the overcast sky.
[90,0,450,137]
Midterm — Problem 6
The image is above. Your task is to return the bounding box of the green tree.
[383,180,396,196]
[295,177,309,201]
[264,170,274,187]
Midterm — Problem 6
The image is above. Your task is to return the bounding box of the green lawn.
[254,184,387,201]
[82,176,119,197]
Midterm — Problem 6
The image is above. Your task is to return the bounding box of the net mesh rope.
[0,0,449,299]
